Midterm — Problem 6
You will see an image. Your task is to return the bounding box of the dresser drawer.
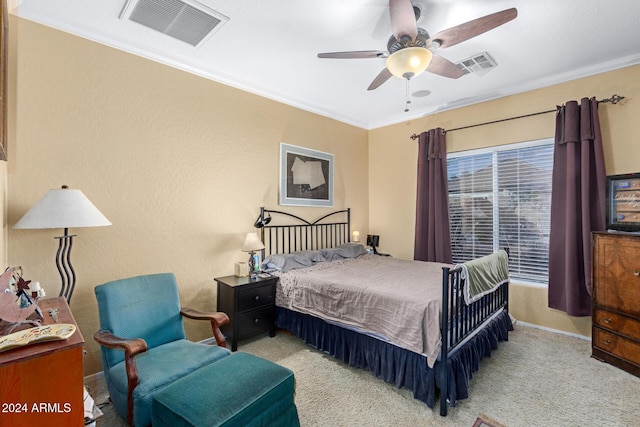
[237,307,274,339]
[593,309,640,341]
[593,327,640,367]
[238,283,274,311]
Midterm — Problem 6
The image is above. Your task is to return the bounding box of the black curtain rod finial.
[599,94,625,105]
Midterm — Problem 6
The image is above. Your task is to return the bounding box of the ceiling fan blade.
[428,8,518,49]
[367,68,393,91]
[389,0,418,43]
[426,55,465,79]
[318,50,387,59]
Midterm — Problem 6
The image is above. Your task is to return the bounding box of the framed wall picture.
[279,143,333,207]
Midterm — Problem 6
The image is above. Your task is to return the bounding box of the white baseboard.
[516,320,590,341]
[84,370,105,383]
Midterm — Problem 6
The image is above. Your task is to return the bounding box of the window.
[447,139,554,285]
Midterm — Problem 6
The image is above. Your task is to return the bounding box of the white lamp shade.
[241,232,265,252]
[386,47,433,79]
[14,187,111,230]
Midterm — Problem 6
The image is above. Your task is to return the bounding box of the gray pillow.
[322,243,368,261]
[261,252,314,273]
[261,244,366,272]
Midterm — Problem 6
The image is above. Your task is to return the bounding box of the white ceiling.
[13,0,640,130]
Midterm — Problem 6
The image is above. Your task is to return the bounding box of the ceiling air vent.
[455,52,498,76]
[119,0,229,47]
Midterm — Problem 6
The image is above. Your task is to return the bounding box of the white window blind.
[447,139,554,284]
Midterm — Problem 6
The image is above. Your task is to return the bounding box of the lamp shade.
[14,186,111,230]
[241,232,264,252]
[385,47,433,79]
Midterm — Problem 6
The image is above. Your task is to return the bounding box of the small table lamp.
[242,232,265,278]
[13,185,111,303]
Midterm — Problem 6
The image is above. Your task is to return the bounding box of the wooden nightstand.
[215,274,277,351]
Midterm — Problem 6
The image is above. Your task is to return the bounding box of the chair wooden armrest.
[94,331,147,425]
[180,307,229,348]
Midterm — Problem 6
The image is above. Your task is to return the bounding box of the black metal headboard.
[254,207,351,257]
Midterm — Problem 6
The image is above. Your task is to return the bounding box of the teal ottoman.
[152,352,300,427]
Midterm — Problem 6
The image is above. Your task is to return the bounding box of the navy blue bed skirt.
[276,307,513,409]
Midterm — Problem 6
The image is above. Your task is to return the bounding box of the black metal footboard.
[439,265,509,416]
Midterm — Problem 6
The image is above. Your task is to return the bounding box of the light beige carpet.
[86,324,640,426]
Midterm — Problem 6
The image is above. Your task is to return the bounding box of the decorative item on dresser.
[592,231,640,378]
[215,274,277,352]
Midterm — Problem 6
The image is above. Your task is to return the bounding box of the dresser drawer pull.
[634,271,640,276]
[604,318,611,324]
[254,318,260,324]
[254,295,260,301]
[604,339,612,345]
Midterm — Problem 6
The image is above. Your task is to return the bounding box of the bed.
[254,207,512,416]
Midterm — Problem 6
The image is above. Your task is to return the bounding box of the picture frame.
[279,143,333,207]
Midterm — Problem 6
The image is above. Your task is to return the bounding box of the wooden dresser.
[0,297,85,426]
[592,232,640,377]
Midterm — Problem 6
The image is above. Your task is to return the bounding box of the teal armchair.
[94,273,230,426]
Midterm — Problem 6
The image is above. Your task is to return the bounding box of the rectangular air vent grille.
[455,52,498,76]
[120,0,229,47]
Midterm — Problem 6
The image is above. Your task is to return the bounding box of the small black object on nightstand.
[214,274,277,351]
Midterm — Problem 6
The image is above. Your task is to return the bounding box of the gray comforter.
[275,254,450,367]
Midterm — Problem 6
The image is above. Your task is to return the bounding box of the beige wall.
[369,65,640,338]
[6,14,639,375]
[6,18,369,375]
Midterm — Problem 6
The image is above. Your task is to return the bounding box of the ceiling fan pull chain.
[404,78,412,112]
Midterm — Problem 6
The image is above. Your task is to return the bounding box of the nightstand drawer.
[238,284,274,311]
[594,309,640,341]
[593,327,640,367]
[237,307,274,339]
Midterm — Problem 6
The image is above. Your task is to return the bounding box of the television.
[606,172,640,232]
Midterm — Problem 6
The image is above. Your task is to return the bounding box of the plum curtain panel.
[548,97,606,316]
[414,128,452,263]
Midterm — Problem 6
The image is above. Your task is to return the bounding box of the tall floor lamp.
[13,185,111,303]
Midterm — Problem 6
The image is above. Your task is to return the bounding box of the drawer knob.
[254,318,260,324]
[254,295,260,301]
[634,271,640,276]
[604,339,612,345]
[604,318,611,324]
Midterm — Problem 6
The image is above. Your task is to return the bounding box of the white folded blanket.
[457,250,509,304]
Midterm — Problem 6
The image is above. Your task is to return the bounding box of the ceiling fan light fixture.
[386,47,432,80]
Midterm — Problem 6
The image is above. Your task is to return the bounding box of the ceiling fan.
[318,0,518,91]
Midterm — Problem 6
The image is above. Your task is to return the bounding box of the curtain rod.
[409,94,625,140]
